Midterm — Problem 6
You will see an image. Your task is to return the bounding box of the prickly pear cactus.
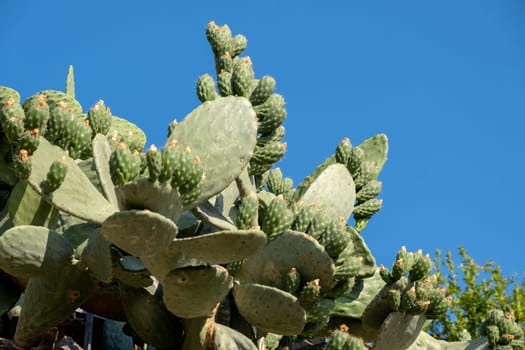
[0,20,521,350]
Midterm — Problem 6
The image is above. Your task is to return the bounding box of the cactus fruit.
[43,156,68,194]
[237,192,259,229]
[232,57,255,97]
[109,142,138,185]
[261,194,294,239]
[196,73,217,102]
[250,75,276,106]
[22,94,50,132]
[335,137,353,165]
[13,149,32,179]
[87,100,112,135]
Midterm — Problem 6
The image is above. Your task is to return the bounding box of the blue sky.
[2,1,524,279]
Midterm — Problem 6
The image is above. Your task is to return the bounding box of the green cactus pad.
[332,269,387,319]
[36,90,83,116]
[101,209,178,257]
[232,283,307,335]
[13,265,96,348]
[0,86,21,105]
[166,96,257,207]
[27,138,117,224]
[116,178,183,222]
[374,312,427,350]
[111,253,152,288]
[108,115,147,151]
[120,283,184,349]
[0,225,73,278]
[80,231,113,283]
[212,323,258,350]
[354,134,389,178]
[237,230,335,292]
[163,265,233,318]
[8,180,59,227]
[168,229,267,264]
[141,249,204,283]
[92,134,119,207]
[296,163,356,222]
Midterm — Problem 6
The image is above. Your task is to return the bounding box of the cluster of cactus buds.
[482,309,524,349]
[377,247,450,319]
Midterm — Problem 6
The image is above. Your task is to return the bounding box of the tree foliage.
[427,246,525,341]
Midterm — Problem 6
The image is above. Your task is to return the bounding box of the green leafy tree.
[427,246,525,341]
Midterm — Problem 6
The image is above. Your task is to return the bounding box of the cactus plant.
[0,21,521,350]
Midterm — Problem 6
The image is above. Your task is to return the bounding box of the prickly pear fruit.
[159,140,181,183]
[307,209,332,240]
[196,73,217,102]
[299,279,321,311]
[250,75,276,106]
[45,101,72,143]
[261,194,294,239]
[255,94,287,134]
[13,149,32,179]
[346,146,365,176]
[307,298,335,323]
[217,70,233,96]
[181,181,202,207]
[109,142,137,185]
[318,217,352,259]
[292,202,317,232]
[3,116,25,144]
[68,120,92,159]
[356,180,382,202]
[171,147,204,195]
[216,52,233,73]
[335,137,353,165]
[250,142,286,171]
[409,253,433,282]
[353,160,377,190]
[285,267,302,295]
[237,192,259,230]
[146,144,162,182]
[353,198,383,219]
[206,21,232,56]
[18,128,40,155]
[257,125,285,146]
[232,57,255,97]
[23,94,49,132]
[43,156,68,194]
[231,34,248,57]
[87,100,112,136]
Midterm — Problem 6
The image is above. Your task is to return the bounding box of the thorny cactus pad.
[0,21,521,350]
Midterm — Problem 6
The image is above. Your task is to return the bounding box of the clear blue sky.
[2,1,524,278]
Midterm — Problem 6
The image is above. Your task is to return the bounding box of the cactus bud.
[250,75,276,106]
[146,144,162,182]
[284,267,301,295]
[196,73,217,103]
[230,34,248,57]
[335,138,352,165]
[43,156,68,193]
[261,194,294,239]
[217,70,233,96]
[237,192,259,230]
[231,57,255,97]
[13,149,31,179]
[87,100,112,136]
[23,94,49,132]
